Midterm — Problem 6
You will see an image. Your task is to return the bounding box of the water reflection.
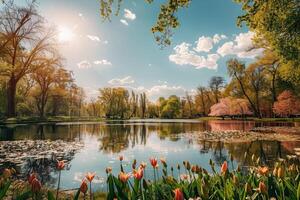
[0,120,299,189]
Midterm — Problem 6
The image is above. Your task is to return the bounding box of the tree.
[227,58,261,118]
[185,92,193,118]
[235,0,299,64]
[139,92,147,118]
[160,95,181,119]
[0,1,56,117]
[209,76,225,103]
[273,90,300,117]
[209,97,252,118]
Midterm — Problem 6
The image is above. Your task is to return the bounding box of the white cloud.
[86,35,101,42]
[77,60,91,69]
[212,34,227,44]
[94,59,112,65]
[169,42,220,70]
[78,13,83,17]
[124,9,136,20]
[120,19,129,26]
[108,76,135,85]
[194,36,214,52]
[217,31,264,58]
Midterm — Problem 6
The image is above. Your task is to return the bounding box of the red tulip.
[258,181,267,194]
[118,172,131,183]
[173,188,184,200]
[28,173,37,184]
[57,160,65,170]
[119,155,124,161]
[31,178,42,192]
[133,168,143,180]
[221,161,228,174]
[80,180,88,194]
[150,157,158,168]
[85,172,96,182]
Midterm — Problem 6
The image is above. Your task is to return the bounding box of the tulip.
[258,166,269,176]
[86,172,96,182]
[258,181,267,194]
[31,178,42,192]
[277,167,284,178]
[140,162,147,169]
[106,167,112,174]
[80,180,88,194]
[3,168,11,179]
[191,165,197,173]
[133,168,143,180]
[149,157,158,168]
[173,188,184,200]
[119,155,124,161]
[28,173,37,184]
[180,174,188,180]
[57,160,65,170]
[86,172,95,200]
[245,183,252,194]
[56,160,65,200]
[160,157,167,168]
[221,161,228,174]
[119,172,131,183]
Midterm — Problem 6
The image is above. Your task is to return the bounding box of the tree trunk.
[6,77,17,117]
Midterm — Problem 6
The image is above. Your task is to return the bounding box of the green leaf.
[73,188,81,200]
[297,181,300,200]
[16,190,32,200]
[0,180,11,199]
[47,191,55,200]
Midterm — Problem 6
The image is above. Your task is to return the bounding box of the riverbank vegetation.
[1,0,300,121]
[1,156,299,200]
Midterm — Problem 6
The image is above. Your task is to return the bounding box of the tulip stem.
[153,168,156,183]
[56,170,61,200]
[90,182,92,200]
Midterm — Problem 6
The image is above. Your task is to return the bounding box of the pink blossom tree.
[273,91,300,117]
[209,97,252,118]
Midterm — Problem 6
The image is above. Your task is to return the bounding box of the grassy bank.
[1,116,300,125]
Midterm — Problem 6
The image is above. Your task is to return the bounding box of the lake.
[0,120,300,191]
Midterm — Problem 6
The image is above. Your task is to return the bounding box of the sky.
[15,0,262,101]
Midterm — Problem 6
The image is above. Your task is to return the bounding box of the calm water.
[0,120,299,191]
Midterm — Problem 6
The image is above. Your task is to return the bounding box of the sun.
[58,26,74,42]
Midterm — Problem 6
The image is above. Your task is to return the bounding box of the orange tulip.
[258,166,269,176]
[150,157,158,168]
[277,167,284,178]
[119,155,124,161]
[133,168,143,180]
[57,160,65,170]
[180,174,188,180]
[140,162,147,169]
[173,188,184,200]
[85,172,96,182]
[106,167,112,174]
[119,172,131,183]
[258,181,267,194]
[31,178,42,192]
[160,157,167,167]
[3,168,11,179]
[221,161,228,174]
[28,173,37,184]
[80,180,88,194]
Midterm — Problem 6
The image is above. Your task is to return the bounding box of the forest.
[0,0,299,120]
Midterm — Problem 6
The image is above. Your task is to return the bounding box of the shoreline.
[0,116,300,125]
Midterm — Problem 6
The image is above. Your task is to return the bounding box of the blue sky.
[15,0,262,101]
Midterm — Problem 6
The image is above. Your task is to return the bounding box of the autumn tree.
[273,90,300,117]
[0,1,56,117]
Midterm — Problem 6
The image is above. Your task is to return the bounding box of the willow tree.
[0,1,56,117]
